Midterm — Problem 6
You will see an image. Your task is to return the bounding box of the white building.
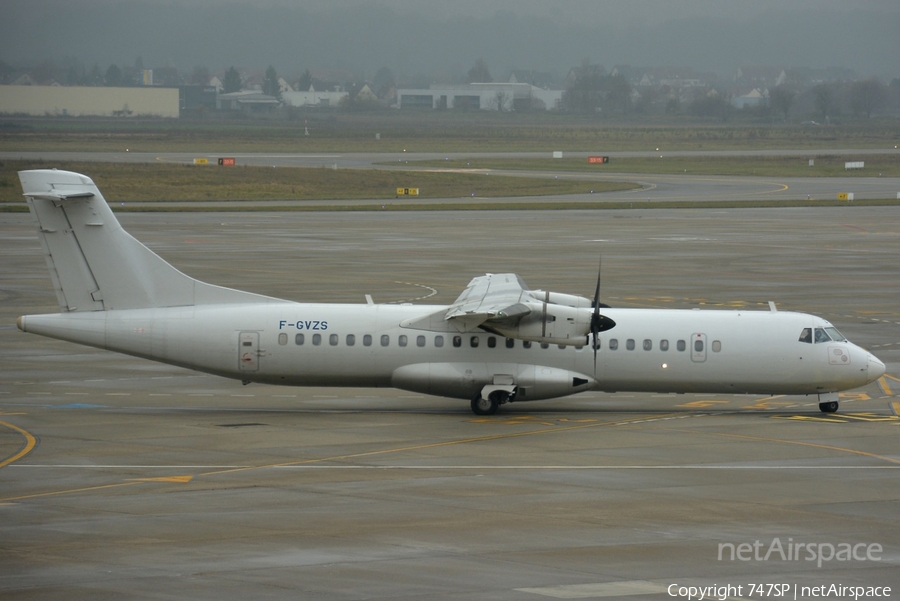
[281,86,349,108]
[397,83,562,111]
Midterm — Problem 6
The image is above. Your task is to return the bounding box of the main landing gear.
[470,390,512,416]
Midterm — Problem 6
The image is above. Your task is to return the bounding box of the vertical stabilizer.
[19,169,284,311]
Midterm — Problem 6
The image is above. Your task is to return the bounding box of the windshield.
[825,327,846,342]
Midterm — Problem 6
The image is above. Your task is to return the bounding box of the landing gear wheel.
[472,394,500,415]
[819,400,839,413]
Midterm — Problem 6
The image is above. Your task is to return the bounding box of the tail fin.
[19,169,284,312]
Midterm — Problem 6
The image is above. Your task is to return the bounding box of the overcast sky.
[3,0,899,80]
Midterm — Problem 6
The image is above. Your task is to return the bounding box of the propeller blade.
[592,259,601,371]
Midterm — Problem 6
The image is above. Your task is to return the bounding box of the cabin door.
[690,333,707,363]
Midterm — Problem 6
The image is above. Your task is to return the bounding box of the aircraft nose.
[868,353,886,383]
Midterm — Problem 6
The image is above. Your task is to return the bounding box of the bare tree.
[467,58,492,83]
[813,83,835,122]
[262,65,281,100]
[562,61,605,113]
[223,66,242,93]
[849,78,887,118]
[190,65,210,86]
[492,91,510,112]
[769,86,795,121]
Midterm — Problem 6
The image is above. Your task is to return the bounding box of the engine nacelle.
[527,290,593,309]
[490,300,591,346]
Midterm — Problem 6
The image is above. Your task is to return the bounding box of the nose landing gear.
[819,400,839,413]
[818,392,839,414]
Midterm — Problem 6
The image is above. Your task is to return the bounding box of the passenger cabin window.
[626,339,635,351]
[488,337,497,348]
[330,334,338,346]
[363,334,372,347]
[677,340,686,352]
[470,336,479,348]
[278,333,288,345]
[312,334,322,346]
[660,339,669,351]
[417,335,426,347]
[453,336,462,348]
[694,339,704,352]
[346,334,355,346]
[398,335,408,347]
[295,333,304,345]
[381,335,390,347]
[712,340,722,353]
[523,341,532,349]
[435,336,444,348]
[609,339,618,350]
[643,339,652,351]
[506,338,515,349]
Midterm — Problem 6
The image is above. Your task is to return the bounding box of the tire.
[471,394,500,416]
[819,400,839,413]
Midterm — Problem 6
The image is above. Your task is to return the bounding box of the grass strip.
[0,160,638,204]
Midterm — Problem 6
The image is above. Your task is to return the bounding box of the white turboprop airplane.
[16,169,886,415]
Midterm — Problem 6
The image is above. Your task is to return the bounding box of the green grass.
[2,114,899,153]
[0,160,638,204]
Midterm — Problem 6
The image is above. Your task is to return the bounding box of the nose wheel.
[818,400,839,413]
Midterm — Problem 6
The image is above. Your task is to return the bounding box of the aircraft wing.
[445,273,533,328]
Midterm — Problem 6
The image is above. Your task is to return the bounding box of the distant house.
[735,67,787,88]
[355,84,378,103]
[732,88,768,109]
[12,73,39,86]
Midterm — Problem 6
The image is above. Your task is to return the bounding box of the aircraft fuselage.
[19,303,881,402]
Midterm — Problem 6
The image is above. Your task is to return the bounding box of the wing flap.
[445,273,533,327]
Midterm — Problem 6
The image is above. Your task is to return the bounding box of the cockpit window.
[814,328,832,343]
[825,327,846,342]
[799,328,812,344]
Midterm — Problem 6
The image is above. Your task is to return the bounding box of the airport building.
[397,83,563,111]
[0,85,179,118]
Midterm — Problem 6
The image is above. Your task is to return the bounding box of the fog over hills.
[2,0,898,80]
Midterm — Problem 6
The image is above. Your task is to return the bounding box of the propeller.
[589,259,615,372]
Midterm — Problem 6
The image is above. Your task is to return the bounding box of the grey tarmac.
[1,207,898,600]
